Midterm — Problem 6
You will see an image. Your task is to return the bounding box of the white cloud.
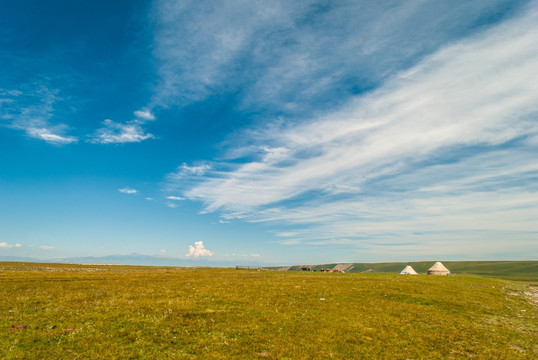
[160,249,166,254]
[169,3,538,258]
[40,245,54,250]
[90,119,154,144]
[119,188,138,194]
[145,197,154,201]
[181,3,538,211]
[185,241,214,258]
[166,195,185,201]
[26,127,77,144]
[134,109,155,121]
[0,242,22,248]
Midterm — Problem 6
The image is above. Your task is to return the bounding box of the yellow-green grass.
[1,262,537,359]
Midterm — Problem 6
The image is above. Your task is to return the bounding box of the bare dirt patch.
[522,288,538,307]
[10,324,28,330]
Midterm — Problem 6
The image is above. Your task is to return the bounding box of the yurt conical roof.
[399,265,418,275]
[427,261,450,275]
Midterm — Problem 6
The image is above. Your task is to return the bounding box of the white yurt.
[399,265,418,275]
[427,261,451,275]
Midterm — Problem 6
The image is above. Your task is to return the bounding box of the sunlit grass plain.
[1,262,537,359]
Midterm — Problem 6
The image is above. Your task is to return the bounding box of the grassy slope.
[290,261,538,280]
[1,262,537,359]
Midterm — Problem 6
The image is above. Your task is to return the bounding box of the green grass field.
[1,262,537,359]
[288,261,538,280]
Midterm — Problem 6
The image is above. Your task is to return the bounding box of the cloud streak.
[119,188,138,195]
[169,2,538,258]
[166,196,185,201]
[26,127,77,144]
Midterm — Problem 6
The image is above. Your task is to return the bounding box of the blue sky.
[1,0,537,265]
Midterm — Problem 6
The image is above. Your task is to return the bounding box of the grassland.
[1,262,537,359]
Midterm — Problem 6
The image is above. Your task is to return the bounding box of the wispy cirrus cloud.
[151,0,525,116]
[264,149,538,253]
[168,2,538,259]
[1,84,78,144]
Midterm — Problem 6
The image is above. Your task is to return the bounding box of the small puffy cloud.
[145,197,154,201]
[186,241,214,258]
[160,249,166,254]
[90,119,154,144]
[40,245,54,250]
[134,109,155,121]
[119,188,138,194]
[0,242,22,248]
[166,195,185,201]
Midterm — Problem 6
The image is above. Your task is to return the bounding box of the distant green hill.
[281,261,538,280]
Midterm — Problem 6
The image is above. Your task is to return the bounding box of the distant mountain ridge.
[0,254,266,268]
